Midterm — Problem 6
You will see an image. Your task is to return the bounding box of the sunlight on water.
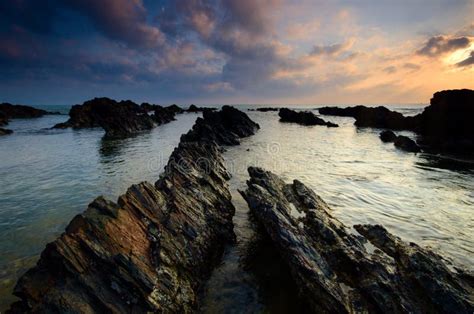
[0,106,472,311]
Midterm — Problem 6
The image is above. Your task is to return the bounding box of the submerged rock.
[0,127,13,136]
[8,107,260,313]
[240,167,474,313]
[53,98,158,137]
[279,108,338,127]
[181,105,260,145]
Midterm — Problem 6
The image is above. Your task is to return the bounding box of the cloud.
[382,66,397,74]
[310,38,355,57]
[417,35,471,56]
[456,50,474,67]
[403,62,421,71]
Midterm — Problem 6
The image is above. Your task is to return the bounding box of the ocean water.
[0,105,473,311]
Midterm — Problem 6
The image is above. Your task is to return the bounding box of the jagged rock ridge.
[279,108,338,127]
[8,107,259,313]
[240,167,474,313]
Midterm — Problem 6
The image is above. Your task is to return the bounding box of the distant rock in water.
[379,130,397,142]
[279,108,338,127]
[181,105,260,145]
[240,167,474,313]
[394,135,421,153]
[379,131,420,153]
[186,104,216,113]
[248,107,279,112]
[0,103,52,120]
[0,128,13,136]
[53,97,164,137]
[8,107,260,313]
[0,112,8,126]
[320,89,474,155]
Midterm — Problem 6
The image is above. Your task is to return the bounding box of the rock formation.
[54,98,160,137]
[0,103,60,135]
[8,107,260,313]
[279,108,338,127]
[319,89,474,154]
[181,105,260,145]
[380,131,420,153]
[240,167,474,313]
[185,104,216,113]
[0,127,13,136]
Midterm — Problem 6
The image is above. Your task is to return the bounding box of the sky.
[1,0,473,106]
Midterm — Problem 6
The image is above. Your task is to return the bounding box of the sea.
[0,104,473,311]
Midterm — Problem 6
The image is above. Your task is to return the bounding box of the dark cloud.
[417,35,471,56]
[310,39,354,57]
[456,50,474,67]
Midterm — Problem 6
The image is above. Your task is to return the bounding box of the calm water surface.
[0,105,473,311]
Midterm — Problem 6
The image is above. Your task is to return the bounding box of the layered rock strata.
[240,167,474,313]
[8,107,259,313]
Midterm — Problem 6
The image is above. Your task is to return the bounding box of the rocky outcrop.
[186,104,216,113]
[240,167,474,313]
[181,105,260,145]
[8,107,260,313]
[0,103,54,120]
[319,105,416,130]
[53,98,160,137]
[279,108,338,127]
[319,89,474,154]
[380,131,421,153]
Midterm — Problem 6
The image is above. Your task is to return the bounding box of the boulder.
[151,106,177,125]
[379,130,397,142]
[279,108,339,127]
[181,105,260,145]
[240,167,474,313]
[8,107,260,313]
[394,135,421,153]
[53,98,156,137]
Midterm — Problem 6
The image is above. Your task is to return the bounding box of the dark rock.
[181,105,260,145]
[0,112,8,126]
[248,107,279,112]
[8,107,260,313]
[167,104,185,114]
[394,135,421,153]
[151,106,177,125]
[279,108,339,127]
[379,130,397,142]
[0,103,50,120]
[186,104,216,113]
[0,128,13,136]
[240,167,474,314]
[53,98,157,137]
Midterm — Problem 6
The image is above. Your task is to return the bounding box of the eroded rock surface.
[53,98,157,137]
[181,105,260,145]
[279,108,338,127]
[240,167,473,313]
[8,107,259,313]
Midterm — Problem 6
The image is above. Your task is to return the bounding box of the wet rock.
[53,98,158,137]
[379,130,397,142]
[0,112,8,126]
[181,105,260,145]
[240,167,474,313]
[279,108,339,127]
[394,135,421,153]
[0,128,13,136]
[151,106,177,125]
[8,107,260,313]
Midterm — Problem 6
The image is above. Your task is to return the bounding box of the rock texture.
[279,108,338,127]
[0,127,13,136]
[240,167,474,313]
[185,104,216,113]
[8,107,259,313]
[181,105,260,145]
[379,130,397,142]
[54,98,159,137]
[0,103,53,120]
[319,89,474,154]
